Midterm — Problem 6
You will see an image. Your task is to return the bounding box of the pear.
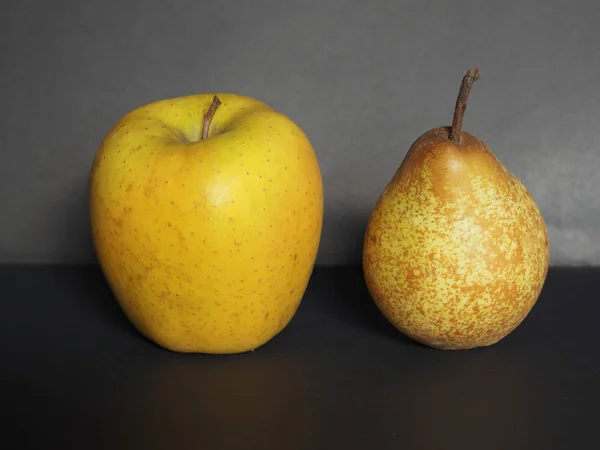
[363,68,549,350]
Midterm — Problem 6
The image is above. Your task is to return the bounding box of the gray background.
[1,0,599,266]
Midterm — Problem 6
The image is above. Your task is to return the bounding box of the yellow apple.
[89,93,323,353]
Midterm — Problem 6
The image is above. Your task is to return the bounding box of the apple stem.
[202,95,222,140]
[449,68,480,144]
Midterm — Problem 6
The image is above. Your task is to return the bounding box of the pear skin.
[363,69,549,350]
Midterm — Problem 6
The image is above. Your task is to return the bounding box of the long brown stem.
[202,95,222,140]
[449,68,480,144]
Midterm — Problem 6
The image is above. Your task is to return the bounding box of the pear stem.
[449,68,480,144]
[201,95,222,140]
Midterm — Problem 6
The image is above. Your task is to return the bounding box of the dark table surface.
[1,265,598,449]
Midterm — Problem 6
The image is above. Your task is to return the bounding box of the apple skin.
[89,93,323,353]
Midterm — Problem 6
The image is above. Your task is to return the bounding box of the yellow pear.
[363,69,549,350]
[89,94,323,353]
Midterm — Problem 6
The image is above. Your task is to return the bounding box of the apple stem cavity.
[202,95,222,140]
[449,68,480,145]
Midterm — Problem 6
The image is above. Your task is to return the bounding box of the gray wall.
[1,0,599,266]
